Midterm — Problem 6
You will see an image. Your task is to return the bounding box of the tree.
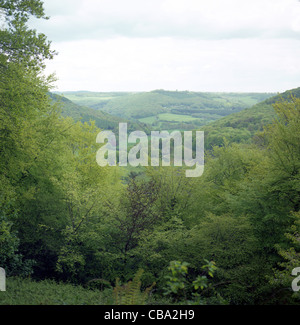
[264,97,300,212]
[0,0,57,211]
[0,0,56,69]
[0,0,59,277]
[105,174,160,265]
[54,121,121,281]
[241,97,300,253]
[0,212,35,276]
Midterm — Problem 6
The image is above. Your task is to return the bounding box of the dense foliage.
[0,1,299,305]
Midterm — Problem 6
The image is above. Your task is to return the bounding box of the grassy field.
[139,116,157,124]
[158,113,198,122]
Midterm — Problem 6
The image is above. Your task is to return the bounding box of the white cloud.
[34,0,300,41]
[29,0,300,92]
[47,37,300,92]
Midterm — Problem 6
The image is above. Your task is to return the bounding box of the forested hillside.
[49,92,150,134]
[0,1,299,306]
[200,87,300,149]
[60,90,275,131]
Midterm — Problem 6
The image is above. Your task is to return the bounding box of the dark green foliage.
[163,260,220,304]
[0,213,35,276]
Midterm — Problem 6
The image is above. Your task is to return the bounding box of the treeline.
[0,1,299,305]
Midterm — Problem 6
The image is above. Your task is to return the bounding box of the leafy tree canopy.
[0,0,56,69]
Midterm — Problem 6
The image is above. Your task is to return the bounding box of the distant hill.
[200,87,300,149]
[49,93,149,133]
[52,91,134,109]
[57,90,275,132]
[50,87,299,150]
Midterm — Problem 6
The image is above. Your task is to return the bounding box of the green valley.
[58,90,275,131]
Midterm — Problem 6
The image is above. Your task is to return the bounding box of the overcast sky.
[30,0,300,93]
